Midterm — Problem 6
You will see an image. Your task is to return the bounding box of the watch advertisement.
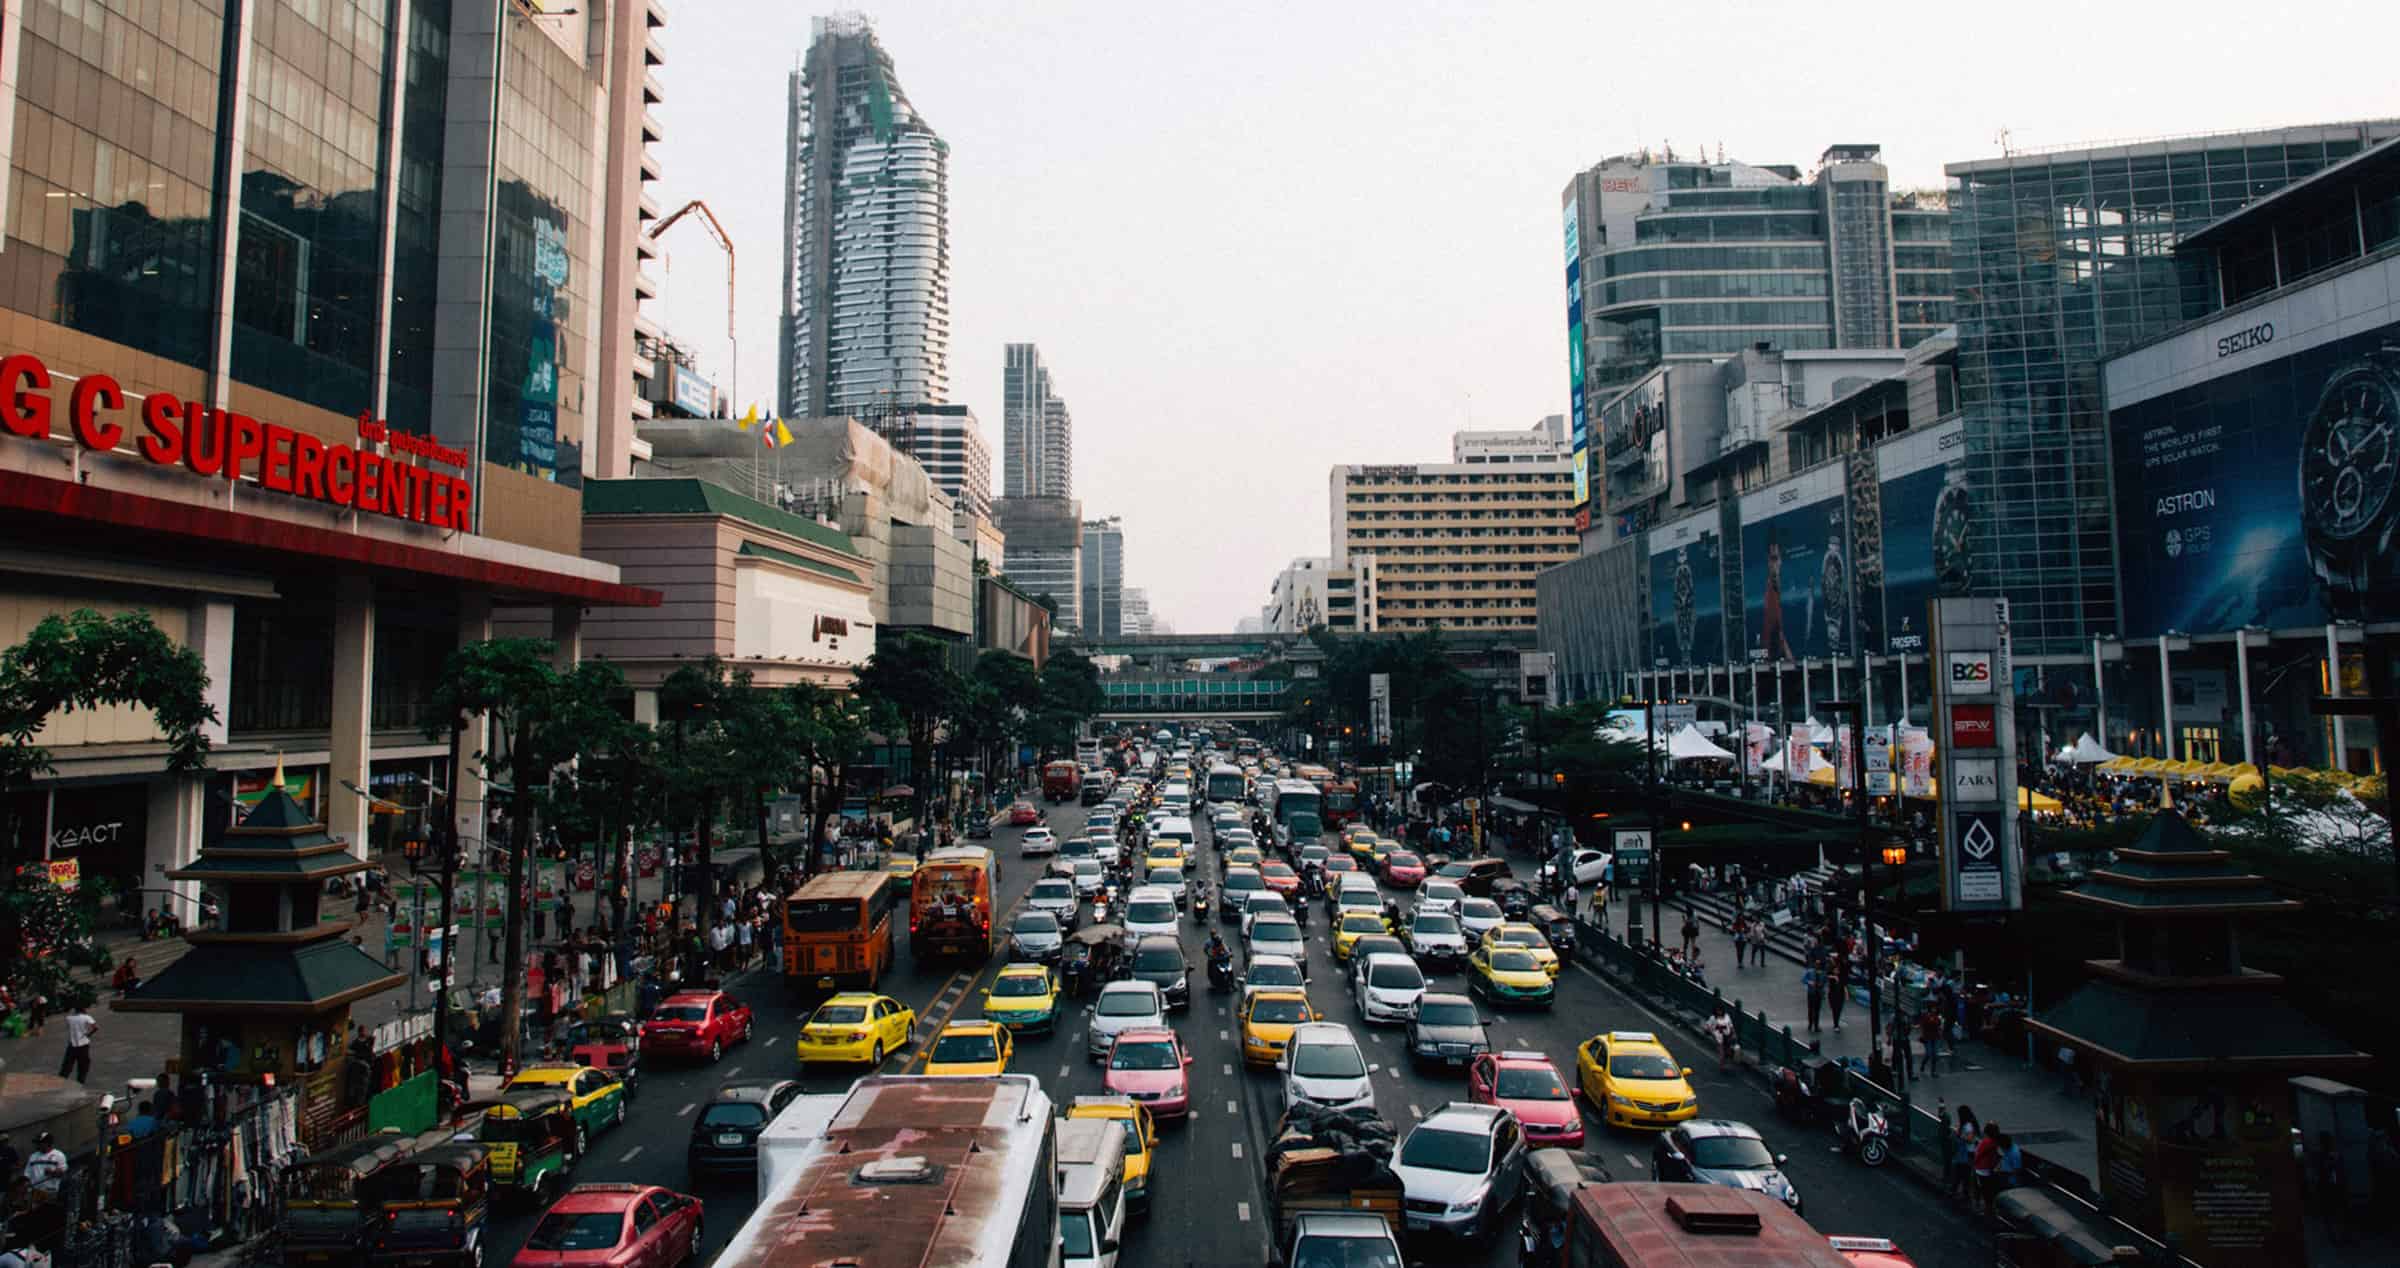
[1739,463,1849,662]
[1647,511,1723,668]
[1875,420,1972,656]
[2108,314,2400,638]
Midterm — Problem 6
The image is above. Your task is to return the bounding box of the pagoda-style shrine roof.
[115,936,405,1015]
[165,782,373,885]
[2061,811,2301,917]
[2030,980,2369,1073]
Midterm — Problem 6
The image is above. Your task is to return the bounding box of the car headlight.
[1608,1093,1634,1107]
[1167,1082,1186,1097]
[1446,1188,1489,1214]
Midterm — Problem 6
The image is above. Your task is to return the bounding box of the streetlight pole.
[1824,698,1882,1046]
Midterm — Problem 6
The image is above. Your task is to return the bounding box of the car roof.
[1252,912,1299,928]
[1066,1095,1138,1117]
[1129,885,1174,900]
[1249,988,1311,1004]
[550,1183,652,1213]
[1680,1118,1766,1140]
[823,992,884,1007]
[1360,952,1418,970]
[1031,877,1074,889]
[1416,992,1473,1009]
[995,962,1049,978]
[1248,952,1301,969]
[1097,980,1159,998]
[1289,1021,1358,1046]
[1421,1102,1507,1132]
[659,991,721,1005]
[505,1064,589,1084]
[1340,911,1387,926]
[1114,1027,1177,1044]
[1134,933,1181,949]
[712,1078,799,1103]
[940,1019,1003,1035]
[1492,1050,1558,1069]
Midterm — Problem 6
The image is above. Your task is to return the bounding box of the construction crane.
[647,199,736,415]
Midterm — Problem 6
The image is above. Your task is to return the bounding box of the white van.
[1057,1117,1130,1267]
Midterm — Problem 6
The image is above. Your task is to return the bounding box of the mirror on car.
[1682,1067,1694,1077]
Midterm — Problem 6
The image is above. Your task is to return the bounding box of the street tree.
[658,657,751,948]
[856,633,961,842]
[1031,649,1105,756]
[785,682,871,874]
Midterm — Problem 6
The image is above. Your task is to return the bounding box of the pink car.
[1469,1050,1584,1149]
[1382,851,1427,888]
[1101,1027,1193,1121]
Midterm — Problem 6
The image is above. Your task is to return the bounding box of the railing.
[1575,917,1826,1075]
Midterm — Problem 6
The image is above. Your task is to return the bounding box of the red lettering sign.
[1950,704,1997,750]
[1,352,474,530]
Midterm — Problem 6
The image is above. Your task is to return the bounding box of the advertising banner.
[1565,198,1587,516]
[2109,314,2400,636]
[1739,464,1850,662]
[671,363,714,417]
[1874,420,1971,655]
[1953,810,2005,904]
[1646,511,1723,669]
[1901,728,1934,798]
[1368,673,1392,745]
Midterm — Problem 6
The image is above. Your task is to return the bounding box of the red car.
[1467,1050,1583,1149]
[641,991,753,1062]
[1259,862,1300,897]
[513,1183,702,1268]
[1101,1027,1193,1121]
[1007,800,1044,826]
[1381,851,1427,888]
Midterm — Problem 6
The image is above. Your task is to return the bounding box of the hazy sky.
[648,0,2398,631]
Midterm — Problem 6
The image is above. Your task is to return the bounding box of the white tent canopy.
[2062,732,2116,764]
[1762,743,1826,775]
[1667,723,1735,762]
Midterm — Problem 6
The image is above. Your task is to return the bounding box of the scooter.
[1206,955,1235,993]
[1834,1097,1892,1167]
[1191,883,1212,923]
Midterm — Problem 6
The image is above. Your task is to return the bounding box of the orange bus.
[782,871,897,999]
[1567,1182,1849,1267]
[909,845,999,963]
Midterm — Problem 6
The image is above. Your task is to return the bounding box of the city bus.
[1204,763,1247,804]
[781,871,896,999]
[1569,1181,1848,1267]
[1321,778,1360,830]
[1266,778,1323,853]
[910,845,1000,962]
[740,1075,1059,1268]
[1235,737,1261,760]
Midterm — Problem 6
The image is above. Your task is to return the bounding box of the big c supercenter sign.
[2,353,476,529]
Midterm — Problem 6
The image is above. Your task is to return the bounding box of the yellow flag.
[770,419,795,449]
[736,404,759,430]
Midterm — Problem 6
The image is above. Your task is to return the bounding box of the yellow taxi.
[1224,846,1265,874]
[1576,1030,1698,1132]
[500,1062,626,1143]
[1333,910,1392,963]
[1145,842,1187,874]
[1341,825,1378,851]
[981,963,1061,1035]
[794,992,918,1066]
[924,1020,1014,1075]
[1481,922,1561,976]
[886,855,920,883]
[1346,832,1381,864]
[1366,836,1399,866]
[1066,1095,1158,1209]
[1467,943,1557,1008]
[1237,990,1318,1067]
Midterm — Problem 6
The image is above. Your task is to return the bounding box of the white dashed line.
[1236,1202,1252,1222]
[1219,1029,1230,1041]
[1227,1099,1239,1115]
[1408,1104,1423,1119]
[1368,1063,1382,1073]
[1058,1064,1070,1077]
[1624,1153,1644,1170]
[763,1036,780,1048]
[1230,1142,1244,1159]
[677,1103,697,1116]
[619,1146,643,1162]
[725,1065,744,1076]
[1222,1063,1233,1076]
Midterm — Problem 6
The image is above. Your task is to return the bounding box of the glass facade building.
[1944,121,2400,655]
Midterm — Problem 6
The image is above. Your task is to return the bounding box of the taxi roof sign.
[1608,1031,1659,1044]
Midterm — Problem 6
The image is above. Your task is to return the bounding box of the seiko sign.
[2215,322,2273,359]
[1946,652,1995,695]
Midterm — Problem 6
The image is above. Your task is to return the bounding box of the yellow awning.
[2019,787,2064,812]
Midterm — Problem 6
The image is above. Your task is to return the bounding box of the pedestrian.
[1920,1007,1943,1076]
[1731,919,1747,968]
[1946,1105,1980,1200]
[1704,1007,1736,1071]
[1998,1132,2023,1192]
[1888,1013,1913,1085]
[1803,966,1824,1034]
[735,916,754,968]
[1971,1122,2002,1215]
[1827,965,1847,1031]
[56,1000,96,1083]
[1563,882,1582,925]
[1680,909,1700,958]
[1752,925,1768,967]
[23,1133,66,1193]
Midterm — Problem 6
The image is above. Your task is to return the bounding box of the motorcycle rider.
[1204,930,1234,988]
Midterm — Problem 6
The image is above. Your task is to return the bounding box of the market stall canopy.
[2020,787,2065,813]
[1666,725,1735,763]
[2063,733,2115,764]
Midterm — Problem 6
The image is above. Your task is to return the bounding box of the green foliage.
[855,634,962,824]
[1515,699,1649,795]
[1029,650,1104,756]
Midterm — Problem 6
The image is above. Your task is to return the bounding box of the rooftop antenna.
[1995,127,2014,156]
[1716,141,1725,164]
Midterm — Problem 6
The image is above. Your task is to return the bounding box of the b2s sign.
[1945,652,1995,695]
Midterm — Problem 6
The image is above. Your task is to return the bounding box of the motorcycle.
[1207,955,1234,993]
[1191,883,1212,922]
[1770,1058,1848,1127]
[1834,1097,1892,1167]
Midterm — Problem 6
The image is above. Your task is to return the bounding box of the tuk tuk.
[1064,922,1126,997]
[282,1133,444,1268]
[466,1087,580,1205]
[1530,903,1577,954]
[565,1015,643,1098]
[1517,1147,1609,1265]
[367,1143,490,1268]
[1492,878,1536,921]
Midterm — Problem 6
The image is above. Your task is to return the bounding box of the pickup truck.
[1276,1210,1406,1268]
[1265,1103,1404,1266]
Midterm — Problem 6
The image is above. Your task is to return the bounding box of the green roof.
[125,937,403,1008]
[584,479,861,557]
[2035,979,2365,1065]
[737,541,862,583]
[171,853,362,880]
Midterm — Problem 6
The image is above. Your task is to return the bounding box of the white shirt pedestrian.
[23,1146,66,1192]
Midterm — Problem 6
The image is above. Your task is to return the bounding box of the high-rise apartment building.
[1330,439,1578,631]
[904,404,993,519]
[995,496,1083,630]
[1125,589,1159,635]
[1562,144,1950,525]
[1004,343,1073,498]
[781,16,950,419]
[594,0,670,477]
[1080,518,1125,637]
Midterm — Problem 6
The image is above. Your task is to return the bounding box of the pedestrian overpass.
[1101,673,1289,716]
[1066,627,1531,664]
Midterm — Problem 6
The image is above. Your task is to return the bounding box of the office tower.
[1005,343,1075,498]
[1080,518,1126,637]
[1331,434,1579,631]
[594,0,671,477]
[996,496,1084,630]
[781,16,950,419]
[906,404,993,519]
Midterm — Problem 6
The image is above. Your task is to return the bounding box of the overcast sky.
[647,0,2399,631]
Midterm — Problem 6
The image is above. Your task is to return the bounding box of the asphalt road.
[475,804,1996,1268]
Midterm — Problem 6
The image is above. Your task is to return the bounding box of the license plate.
[716,1132,744,1146]
[1445,1054,1465,1065]
[816,976,835,988]
[1404,1214,1433,1231]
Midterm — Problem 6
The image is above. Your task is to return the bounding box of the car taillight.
[846,1030,868,1042]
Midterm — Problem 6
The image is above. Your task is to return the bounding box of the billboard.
[671,363,715,417]
[1647,511,1723,669]
[2109,313,2400,637]
[1874,420,1971,655]
[1738,463,1849,662]
[1564,197,1587,517]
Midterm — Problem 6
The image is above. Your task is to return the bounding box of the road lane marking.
[1222,1063,1233,1076]
[1408,1104,1422,1118]
[620,1146,643,1162]
[726,1065,743,1076]
[1058,1064,1070,1077]
[1624,1153,1644,1170]
[763,1036,780,1047]
[677,1103,697,1116]
[1231,1142,1244,1159]
[1368,1064,1381,1073]
[1227,1099,1238,1115]
[1219,1029,1229,1041]
[1236,1202,1251,1222]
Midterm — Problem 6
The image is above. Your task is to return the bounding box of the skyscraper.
[781,16,950,419]
[1081,517,1125,636]
[1004,343,1073,498]
[904,404,993,519]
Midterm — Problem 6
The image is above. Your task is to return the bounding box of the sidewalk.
[1617,893,2099,1185]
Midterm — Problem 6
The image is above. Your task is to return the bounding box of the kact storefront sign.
[2,353,475,529]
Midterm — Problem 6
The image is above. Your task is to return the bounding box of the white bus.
[1266,778,1323,852]
[1204,763,1247,804]
[740,1074,1059,1267]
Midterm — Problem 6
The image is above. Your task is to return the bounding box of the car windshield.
[1134,947,1183,973]
[1255,921,1299,941]
[1074,863,1102,877]
[810,1004,867,1025]
[1249,962,1303,988]
[1343,914,1384,933]
[654,1005,706,1022]
[1501,928,1548,948]
[1368,962,1423,990]
[1399,1127,1491,1174]
[1149,869,1179,885]
[1387,853,1421,869]
[1422,883,1462,902]
[1488,949,1539,972]
[1609,1053,1680,1080]
[1059,1210,1095,1259]
[1462,900,1501,920]
[1032,882,1073,901]
[1412,914,1459,935]
[1414,1001,1478,1028]
[1292,1042,1366,1078]
[1263,864,1295,879]
[1495,1067,1567,1100]
[1097,990,1160,1017]
[993,975,1049,998]
[1290,1239,1402,1268]
[1251,997,1310,1023]
[1225,873,1264,892]
[698,1102,767,1128]
[1128,900,1175,924]
[525,1212,622,1251]
[930,1033,998,1062]
[1110,1040,1179,1070]
[1689,1135,1778,1170]
[1015,913,1059,934]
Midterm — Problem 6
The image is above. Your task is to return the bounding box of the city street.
[473,804,1997,1268]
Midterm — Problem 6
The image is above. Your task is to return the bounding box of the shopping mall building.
[0,2,673,918]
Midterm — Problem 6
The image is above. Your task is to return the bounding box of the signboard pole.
[1932,597,2021,914]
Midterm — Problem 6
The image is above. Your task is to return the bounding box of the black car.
[1129,934,1191,1012]
[1650,1119,1801,1214]
[1404,992,1491,1072]
[687,1078,804,1180]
